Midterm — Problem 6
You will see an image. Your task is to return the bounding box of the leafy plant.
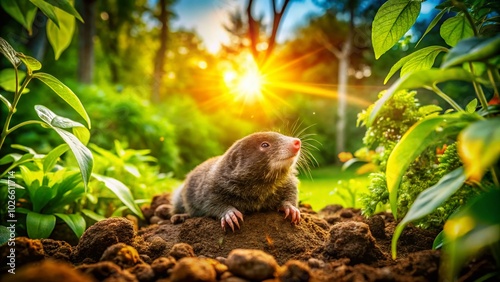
[0,0,83,59]
[371,0,500,279]
[2,145,87,239]
[0,37,93,188]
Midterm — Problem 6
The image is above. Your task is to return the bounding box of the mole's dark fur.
[171,131,302,231]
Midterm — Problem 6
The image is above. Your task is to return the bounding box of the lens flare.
[223,54,265,103]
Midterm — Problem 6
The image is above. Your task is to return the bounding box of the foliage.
[88,140,179,215]
[371,0,500,279]
[0,37,92,189]
[0,0,83,59]
[1,145,87,239]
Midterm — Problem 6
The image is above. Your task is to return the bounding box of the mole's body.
[171,131,302,231]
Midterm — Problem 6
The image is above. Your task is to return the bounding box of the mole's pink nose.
[292,138,301,151]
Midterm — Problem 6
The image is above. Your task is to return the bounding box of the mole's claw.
[221,208,244,232]
[280,204,301,224]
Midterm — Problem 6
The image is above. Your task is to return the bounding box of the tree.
[77,0,97,84]
[151,0,176,102]
[246,0,292,66]
[313,0,383,157]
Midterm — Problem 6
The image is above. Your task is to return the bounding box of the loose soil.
[1,193,497,281]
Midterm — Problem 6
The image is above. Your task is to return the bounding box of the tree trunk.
[152,0,168,103]
[335,5,355,157]
[77,0,96,84]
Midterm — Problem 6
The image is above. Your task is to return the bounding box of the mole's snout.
[292,138,301,153]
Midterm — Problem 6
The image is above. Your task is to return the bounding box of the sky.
[171,0,324,53]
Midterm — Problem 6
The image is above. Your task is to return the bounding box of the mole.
[170,131,302,231]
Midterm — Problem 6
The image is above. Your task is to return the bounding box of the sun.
[223,54,265,103]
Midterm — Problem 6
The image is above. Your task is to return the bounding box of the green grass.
[298,165,370,211]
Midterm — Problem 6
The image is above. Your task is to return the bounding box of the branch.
[264,0,291,63]
[246,0,259,60]
[316,30,342,59]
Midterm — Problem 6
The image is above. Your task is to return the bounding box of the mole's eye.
[261,142,270,148]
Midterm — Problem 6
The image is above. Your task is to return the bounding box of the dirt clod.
[2,259,92,282]
[76,261,137,281]
[73,217,135,263]
[278,260,311,282]
[226,249,279,281]
[325,221,385,264]
[170,257,217,282]
[168,242,195,260]
[100,243,142,268]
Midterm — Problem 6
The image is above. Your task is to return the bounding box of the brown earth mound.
[0,192,497,281]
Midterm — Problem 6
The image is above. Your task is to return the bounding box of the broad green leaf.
[0,69,28,93]
[33,73,91,128]
[44,173,85,213]
[458,118,500,181]
[43,144,69,173]
[442,189,500,281]
[17,53,42,72]
[73,126,91,145]
[465,99,478,113]
[367,68,473,126]
[440,14,474,47]
[31,185,58,212]
[26,212,56,238]
[442,35,500,68]
[0,37,21,67]
[47,4,75,60]
[392,167,466,258]
[29,0,60,27]
[92,173,144,219]
[384,46,448,84]
[55,213,86,238]
[81,209,106,222]
[44,0,83,22]
[372,0,421,59]
[0,0,37,35]
[386,113,475,217]
[415,8,449,47]
[35,105,93,189]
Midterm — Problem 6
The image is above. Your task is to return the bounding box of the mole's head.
[224,132,301,181]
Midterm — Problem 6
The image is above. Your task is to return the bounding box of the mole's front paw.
[171,213,190,224]
[221,208,244,232]
[280,204,301,224]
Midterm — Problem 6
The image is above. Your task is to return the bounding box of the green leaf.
[367,68,473,126]
[0,0,37,35]
[29,0,59,27]
[33,72,91,128]
[384,46,448,84]
[442,35,500,68]
[386,113,475,218]
[0,37,21,67]
[391,167,466,258]
[432,230,445,250]
[372,0,421,59]
[81,209,106,222]
[442,189,500,281]
[54,213,86,238]
[458,118,500,181]
[0,179,25,190]
[26,212,56,239]
[43,144,69,174]
[44,0,83,22]
[35,105,93,189]
[31,185,58,212]
[415,8,449,47]
[0,69,28,93]
[92,173,144,219]
[0,153,34,179]
[47,4,75,60]
[440,14,474,47]
[465,99,478,113]
[17,53,42,72]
